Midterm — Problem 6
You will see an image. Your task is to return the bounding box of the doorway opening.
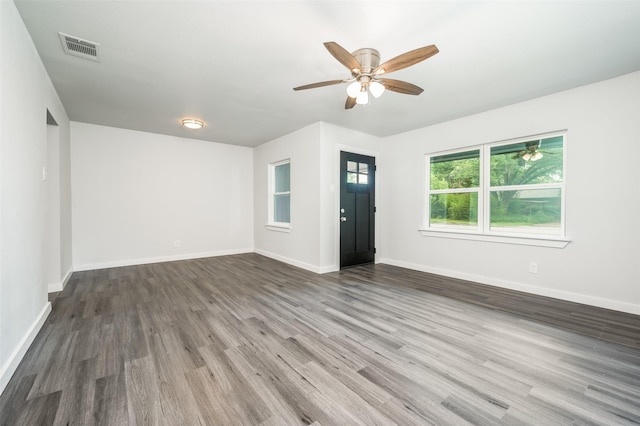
[46,109,61,292]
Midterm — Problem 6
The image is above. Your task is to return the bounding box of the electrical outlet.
[529,262,538,274]
[174,240,181,248]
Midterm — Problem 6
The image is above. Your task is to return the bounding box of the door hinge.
[374,248,377,254]
[374,206,377,213]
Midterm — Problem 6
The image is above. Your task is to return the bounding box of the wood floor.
[1,253,639,425]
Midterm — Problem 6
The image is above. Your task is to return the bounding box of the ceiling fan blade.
[324,42,361,73]
[374,45,439,75]
[345,96,357,109]
[378,78,424,95]
[293,79,346,91]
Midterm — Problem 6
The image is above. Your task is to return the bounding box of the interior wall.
[71,122,254,270]
[380,71,640,315]
[253,123,323,271]
[253,122,381,273]
[318,122,382,271]
[0,1,71,394]
[46,120,61,290]
[59,113,73,286]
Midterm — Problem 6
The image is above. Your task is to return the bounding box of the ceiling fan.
[293,41,439,109]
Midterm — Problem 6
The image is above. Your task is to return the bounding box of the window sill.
[418,229,570,248]
[266,224,291,233]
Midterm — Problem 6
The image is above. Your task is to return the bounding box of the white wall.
[380,71,640,315]
[1,1,72,394]
[253,122,381,273]
[253,123,323,271]
[46,118,70,292]
[71,122,253,270]
[318,123,382,270]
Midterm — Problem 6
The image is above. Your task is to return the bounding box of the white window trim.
[266,224,292,233]
[267,159,291,230]
[418,228,570,248]
[422,132,570,248]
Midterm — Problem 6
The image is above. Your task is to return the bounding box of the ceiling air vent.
[58,32,100,62]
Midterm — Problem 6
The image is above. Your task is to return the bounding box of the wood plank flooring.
[1,253,639,425]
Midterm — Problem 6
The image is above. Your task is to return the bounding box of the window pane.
[347,161,358,172]
[274,194,290,223]
[490,188,561,235]
[347,172,358,183]
[274,163,290,193]
[358,173,368,184]
[430,150,480,190]
[359,163,368,174]
[429,192,478,228]
[490,136,563,187]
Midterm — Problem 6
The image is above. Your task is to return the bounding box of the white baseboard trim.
[0,302,52,396]
[379,258,640,316]
[254,249,336,274]
[47,267,73,293]
[73,248,254,272]
[318,265,339,274]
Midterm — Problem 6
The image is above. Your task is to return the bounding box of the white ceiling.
[14,1,640,148]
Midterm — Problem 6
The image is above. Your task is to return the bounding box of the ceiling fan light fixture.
[346,81,361,98]
[294,41,439,109]
[530,151,543,161]
[356,88,369,105]
[182,119,204,130]
[369,81,385,98]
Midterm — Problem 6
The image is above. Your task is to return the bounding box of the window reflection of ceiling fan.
[293,42,439,109]
[516,141,544,161]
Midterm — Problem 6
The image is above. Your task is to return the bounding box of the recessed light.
[182,119,204,129]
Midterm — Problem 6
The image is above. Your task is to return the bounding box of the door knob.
[340,217,347,222]
[340,208,345,213]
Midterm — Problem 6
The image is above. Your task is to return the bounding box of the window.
[346,160,370,185]
[268,159,290,227]
[428,149,480,229]
[426,133,566,241]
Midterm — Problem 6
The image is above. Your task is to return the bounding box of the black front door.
[340,151,375,269]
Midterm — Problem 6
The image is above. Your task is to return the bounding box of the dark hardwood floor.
[1,253,639,425]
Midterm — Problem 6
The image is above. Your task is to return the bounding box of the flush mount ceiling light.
[182,119,204,129]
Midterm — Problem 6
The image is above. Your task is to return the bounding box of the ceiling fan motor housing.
[351,48,380,75]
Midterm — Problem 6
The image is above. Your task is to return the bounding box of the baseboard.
[318,265,339,274]
[73,248,254,272]
[379,258,640,316]
[0,302,52,396]
[47,267,73,293]
[254,249,333,274]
